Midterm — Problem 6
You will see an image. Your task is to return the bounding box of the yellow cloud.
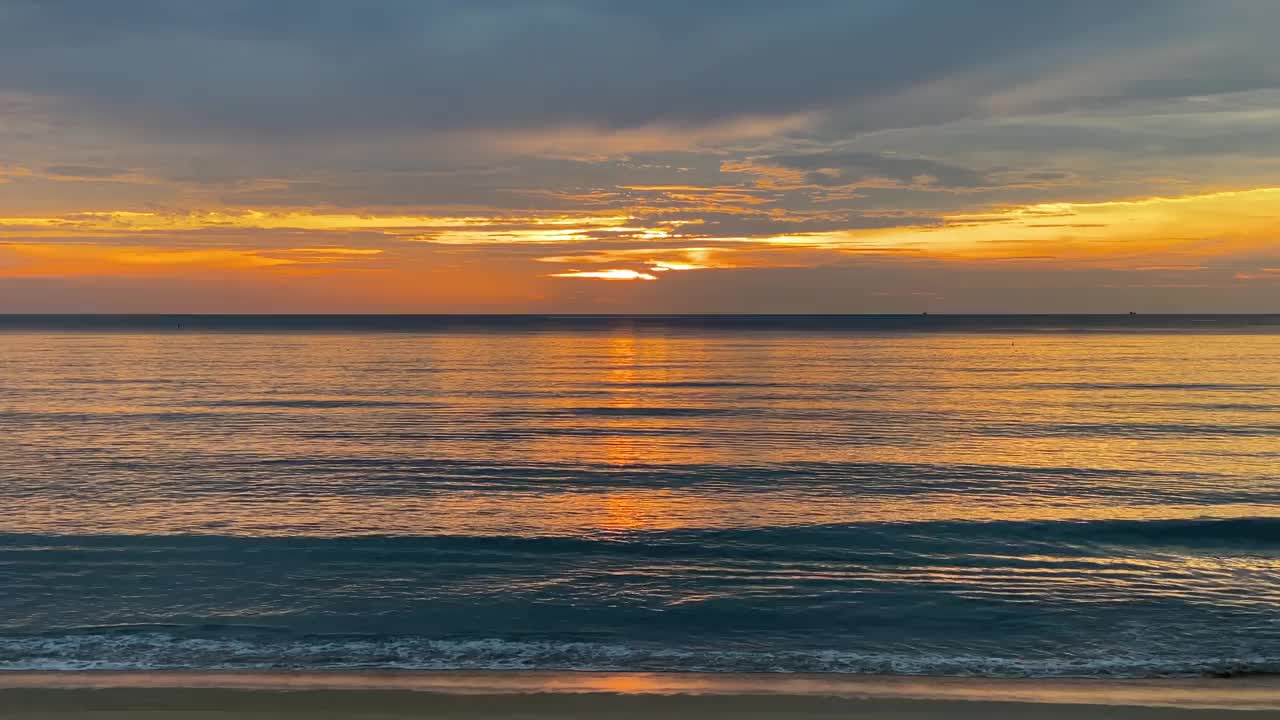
[759,187,1280,265]
[538,246,737,275]
[648,261,707,272]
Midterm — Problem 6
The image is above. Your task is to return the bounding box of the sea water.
[0,315,1276,677]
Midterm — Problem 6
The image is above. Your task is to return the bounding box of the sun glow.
[550,269,659,281]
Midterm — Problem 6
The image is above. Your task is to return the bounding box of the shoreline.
[1,670,1277,713]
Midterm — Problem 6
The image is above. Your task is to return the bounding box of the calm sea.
[1,315,1277,677]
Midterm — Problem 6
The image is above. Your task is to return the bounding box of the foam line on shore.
[0,671,1277,711]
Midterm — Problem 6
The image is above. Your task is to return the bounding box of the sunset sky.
[2,0,1279,312]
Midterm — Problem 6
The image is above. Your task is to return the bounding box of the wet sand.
[1,671,1277,718]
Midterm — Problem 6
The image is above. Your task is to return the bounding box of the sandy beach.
[1,672,1277,719]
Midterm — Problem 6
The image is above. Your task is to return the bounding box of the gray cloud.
[765,151,990,189]
[0,0,1179,139]
[44,164,131,179]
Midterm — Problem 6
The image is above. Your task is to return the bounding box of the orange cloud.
[0,165,33,184]
[3,187,1278,289]
[451,112,815,158]
[0,209,635,239]
[0,243,384,277]
[1235,268,1280,280]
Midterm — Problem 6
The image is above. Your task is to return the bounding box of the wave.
[2,517,1276,556]
[499,406,737,418]
[1026,382,1280,391]
[0,630,1275,678]
[197,399,445,409]
[31,458,1240,502]
[982,422,1280,438]
[3,521,1275,680]
[605,380,785,388]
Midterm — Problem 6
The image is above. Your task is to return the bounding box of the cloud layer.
[1,1,1279,311]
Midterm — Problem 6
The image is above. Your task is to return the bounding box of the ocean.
[1,315,1277,678]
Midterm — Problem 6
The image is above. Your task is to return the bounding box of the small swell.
[1026,382,1280,391]
[0,630,1275,678]
[198,399,443,409]
[1,517,1276,557]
